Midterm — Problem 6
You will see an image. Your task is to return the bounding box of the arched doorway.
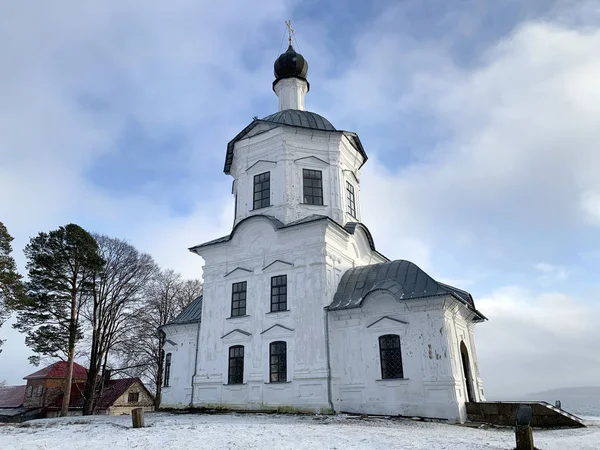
[460,341,475,402]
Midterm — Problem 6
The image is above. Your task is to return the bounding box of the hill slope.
[523,387,600,417]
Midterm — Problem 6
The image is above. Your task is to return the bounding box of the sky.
[1,0,599,398]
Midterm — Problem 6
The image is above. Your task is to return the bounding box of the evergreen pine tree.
[12,223,104,416]
[0,221,25,353]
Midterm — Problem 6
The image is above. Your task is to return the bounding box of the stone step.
[465,401,586,428]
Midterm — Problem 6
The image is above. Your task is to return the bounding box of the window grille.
[379,334,404,379]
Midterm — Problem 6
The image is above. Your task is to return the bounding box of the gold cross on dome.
[285,20,294,46]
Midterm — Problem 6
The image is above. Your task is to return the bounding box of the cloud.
[0,0,294,383]
[333,4,600,280]
[533,262,568,283]
[327,1,600,396]
[0,0,294,271]
[476,287,600,397]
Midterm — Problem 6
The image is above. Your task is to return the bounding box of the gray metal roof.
[328,260,485,320]
[170,295,203,324]
[223,111,368,174]
[190,215,386,262]
[262,110,335,131]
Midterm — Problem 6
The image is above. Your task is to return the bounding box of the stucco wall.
[329,292,482,422]
[161,324,199,408]
[230,126,364,228]
[188,217,333,412]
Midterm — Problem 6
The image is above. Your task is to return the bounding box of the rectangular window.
[164,353,172,387]
[303,169,323,205]
[269,341,287,383]
[346,182,356,218]
[270,275,287,312]
[128,392,139,403]
[228,345,244,384]
[379,334,404,379]
[231,281,247,317]
[253,172,270,209]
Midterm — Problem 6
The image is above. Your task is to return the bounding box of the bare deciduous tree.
[81,235,158,415]
[114,269,202,407]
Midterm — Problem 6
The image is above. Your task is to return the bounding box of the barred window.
[164,353,172,387]
[228,345,244,384]
[128,392,139,403]
[379,334,404,379]
[269,341,287,382]
[253,172,270,209]
[346,182,356,218]
[303,169,323,205]
[231,281,247,317]
[270,275,287,312]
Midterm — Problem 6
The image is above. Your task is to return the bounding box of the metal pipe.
[324,309,335,413]
[189,319,202,408]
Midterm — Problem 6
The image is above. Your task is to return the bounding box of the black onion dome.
[273,44,309,90]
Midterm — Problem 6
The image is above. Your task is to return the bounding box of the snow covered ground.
[1,412,599,450]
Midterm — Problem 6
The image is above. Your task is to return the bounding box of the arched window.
[269,341,287,383]
[163,353,172,387]
[228,345,244,384]
[35,385,44,397]
[26,385,33,398]
[379,334,404,379]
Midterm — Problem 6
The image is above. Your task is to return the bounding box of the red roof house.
[24,361,88,380]
[1,361,154,422]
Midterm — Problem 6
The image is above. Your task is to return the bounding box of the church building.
[160,34,487,423]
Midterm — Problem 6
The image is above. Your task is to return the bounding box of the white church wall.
[160,323,200,409]
[329,292,467,422]
[443,303,486,421]
[231,126,365,228]
[191,217,335,412]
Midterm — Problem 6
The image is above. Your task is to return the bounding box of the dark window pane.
[303,169,324,205]
[228,345,244,384]
[231,281,247,317]
[269,341,287,382]
[253,172,270,209]
[270,275,287,312]
[346,182,356,218]
[164,353,172,387]
[379,335,404,379]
